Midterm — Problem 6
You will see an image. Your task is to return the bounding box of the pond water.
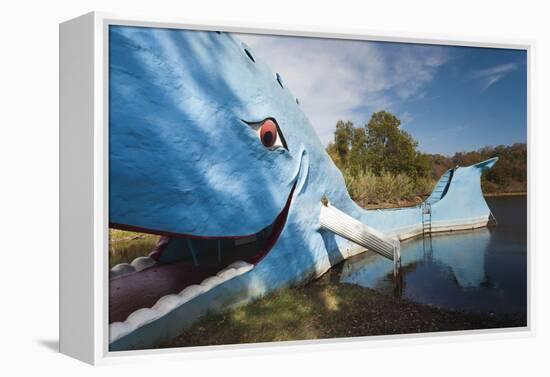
[339,195,527,317]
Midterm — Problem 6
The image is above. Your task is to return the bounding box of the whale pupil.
[264,131,274,146]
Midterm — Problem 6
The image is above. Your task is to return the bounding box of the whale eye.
[260,119,279,148]
[241,118,288,150]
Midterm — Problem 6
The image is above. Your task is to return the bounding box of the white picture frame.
[59,11,534,365]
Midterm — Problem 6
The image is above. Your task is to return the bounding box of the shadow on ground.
[38,339,59,353]
[155,271,525,349]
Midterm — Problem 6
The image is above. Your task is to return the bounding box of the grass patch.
[109,229,159,268]
[156,272,524,349]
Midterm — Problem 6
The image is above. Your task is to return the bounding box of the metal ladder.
[422,202,432,237]
[422,233,433,263]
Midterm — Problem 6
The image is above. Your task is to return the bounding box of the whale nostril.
[276,73,284,88]
[244,49,255,62]
[241,42,255,62]
[243,48,255,63]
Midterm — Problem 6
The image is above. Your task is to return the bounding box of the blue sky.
[238,33,527,156]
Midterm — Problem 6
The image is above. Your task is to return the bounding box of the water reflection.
[341,229,490,291]
[339,196,527,317]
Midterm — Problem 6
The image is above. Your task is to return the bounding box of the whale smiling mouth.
[109,182,296,327]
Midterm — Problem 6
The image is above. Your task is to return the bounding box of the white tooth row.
[110,256,157,279]
[109,260,254,344]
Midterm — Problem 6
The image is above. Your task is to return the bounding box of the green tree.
[348,127,369,175]
[364,111,429,178]
[334,120,354,165]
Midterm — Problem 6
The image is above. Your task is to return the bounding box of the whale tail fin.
[426,157,498,206]
[427,157,499,228]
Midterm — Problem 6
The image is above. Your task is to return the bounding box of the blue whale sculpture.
[108,25,498,350]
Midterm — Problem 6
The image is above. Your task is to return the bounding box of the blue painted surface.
[431,159,497,224]
[108,26,498,350]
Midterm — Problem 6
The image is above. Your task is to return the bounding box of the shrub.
[342,168,432,206]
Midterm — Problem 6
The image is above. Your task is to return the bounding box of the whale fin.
[426,157,499,206]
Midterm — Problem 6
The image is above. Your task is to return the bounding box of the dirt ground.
[156,272,525,349]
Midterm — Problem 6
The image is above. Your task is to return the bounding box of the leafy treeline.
[326,111,526,205]
[427,143,527,194]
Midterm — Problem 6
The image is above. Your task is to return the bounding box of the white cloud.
[237,33,449,145]
[399,111,415,127]
[472,63,517,92]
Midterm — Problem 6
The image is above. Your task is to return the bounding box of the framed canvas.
[59,12,532,365]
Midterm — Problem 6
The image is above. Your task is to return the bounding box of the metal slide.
[319,203,401,274]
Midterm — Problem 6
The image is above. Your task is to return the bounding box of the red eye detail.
[260,119,278,148]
